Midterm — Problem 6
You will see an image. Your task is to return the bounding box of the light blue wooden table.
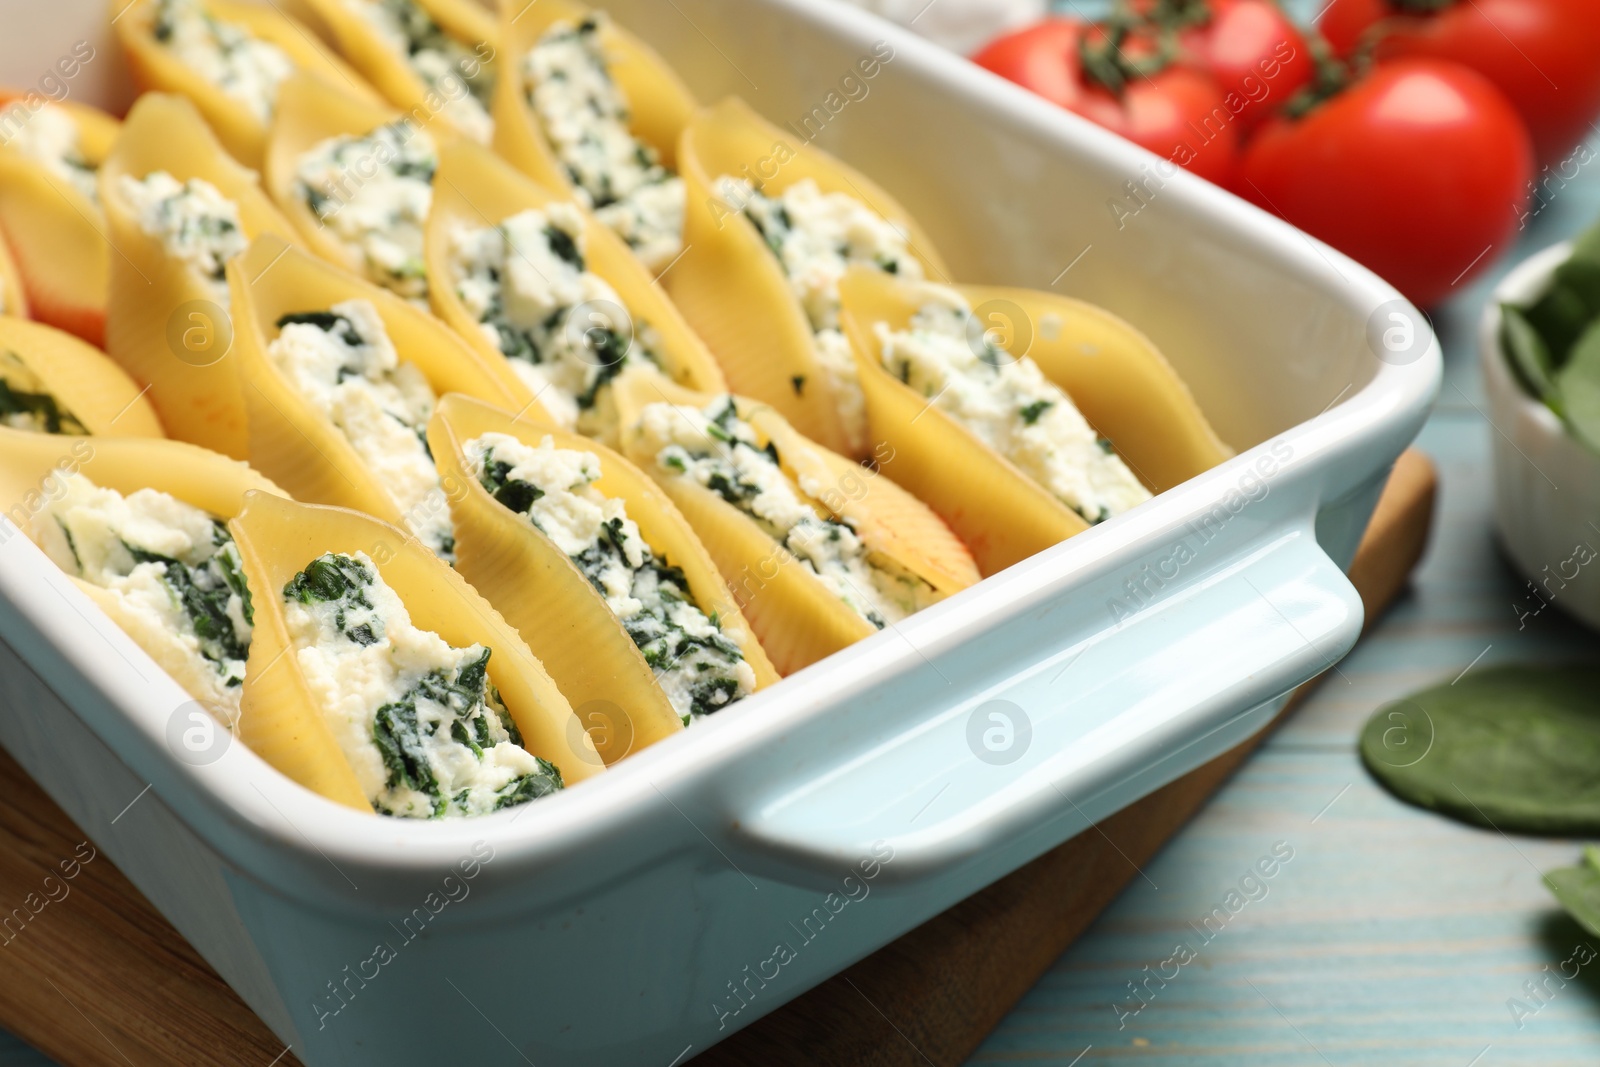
[6,14,1600,1067]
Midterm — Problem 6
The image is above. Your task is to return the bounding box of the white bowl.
[1481,242,1600,631]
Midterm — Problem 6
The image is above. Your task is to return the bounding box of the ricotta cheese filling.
[118,170,248,302]
[34,473,253,719]
[282,551,562,818]
[0,350,87,434]
[522,15,685,270]
[449,204,662,436]
[351,0,494,143]
[294,122,436,303]
[636,397,938,629]
[875,293,1151,524]
[466,432,756,723]
[151,0,295,124]
[267,300,455,560]
[0,103,98,203]
[716,176,925,455]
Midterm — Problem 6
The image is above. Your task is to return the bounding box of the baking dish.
[0,1,1438,1063]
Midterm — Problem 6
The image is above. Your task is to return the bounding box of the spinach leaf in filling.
[126,521,252,683]
[476,445,749,717]
[371,647,562,817]
[0,353,88,435]
[283,552,381,646]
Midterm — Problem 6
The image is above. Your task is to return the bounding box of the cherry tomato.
[1320,0,1600,165]
[1239,58,1532,308]
[972,18,1240,187]
[1134,0,1317,133]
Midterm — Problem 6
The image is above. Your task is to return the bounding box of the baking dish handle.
[730,520,1362,887]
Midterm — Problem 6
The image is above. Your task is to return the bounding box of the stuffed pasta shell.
[0,226,24,321]
[102,93,304,459]
[424,141,723,441]
[299,0,497,144]
[839,270,1231,575]
[668,97,949,461]
[113,0,379,168]
[266,73,450,305]
[229,491,602,814]
[0,431,278,723]
[492,1,694,272]
[227,235,519,561]
[613,370,977,675]
[0,318,162,437]
[429,394,778,761]
[0,94,120,345]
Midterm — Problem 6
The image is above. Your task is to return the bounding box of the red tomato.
[1320,0,1600,165]
[972,18,1240,187]
[1143,0,1318,133]
[1239,59,1532,308]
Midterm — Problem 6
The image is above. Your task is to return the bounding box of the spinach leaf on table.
[1546,847,1600,939]
[1359,665,1600,835]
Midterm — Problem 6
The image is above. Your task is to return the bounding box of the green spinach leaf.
[1546,846,1600,940]
[1502,305,1564,415]
[1359,665,1600,835]
[1557,321,1600,453]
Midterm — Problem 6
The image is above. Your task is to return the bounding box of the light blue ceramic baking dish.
[0,1,1438,1063]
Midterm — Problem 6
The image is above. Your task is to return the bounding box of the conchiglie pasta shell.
[0,317,164,437]
[0,95,120,345]
[0,228,26,320]
[668,97,950,459]
[264,73,456,281]
[491,0,695,194]
[429,394,778,760]
[229,491,602,813]
[838,269,1231,575]
[749,407,978,596]
[226,235,519,529]
[113,0,382,168]
[298,0,496,143]
[613,369,923,676]
[101,93,305,460]
[0,427,278,533]
[0,429,283,714]
[424,141,724,424]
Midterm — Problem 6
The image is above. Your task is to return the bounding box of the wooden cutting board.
[0,449,1437,1067]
